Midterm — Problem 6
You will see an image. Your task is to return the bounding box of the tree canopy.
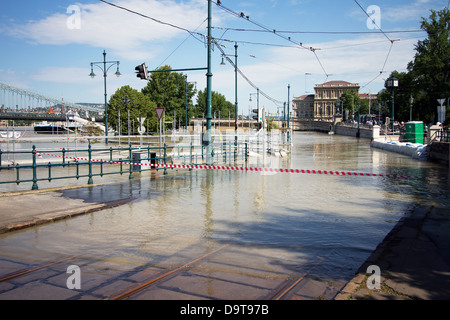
[378,8,450,124]
[141,65,197,128]
[108,85,156,134]
[194,89,235,119]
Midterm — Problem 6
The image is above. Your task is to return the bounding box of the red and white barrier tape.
[36,152,448,180]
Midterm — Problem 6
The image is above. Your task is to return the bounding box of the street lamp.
[89,50,121,144]
[387,76,398,134]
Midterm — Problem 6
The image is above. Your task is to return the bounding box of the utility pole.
[205,0,213,165]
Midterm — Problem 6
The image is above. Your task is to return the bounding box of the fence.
[436,127,450,142]
[0,141,249,190]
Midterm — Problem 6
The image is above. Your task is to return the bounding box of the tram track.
[0,254,81,282]
[0,245,333,300]
[108,244,230,300]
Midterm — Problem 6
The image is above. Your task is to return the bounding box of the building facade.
[293,80,362,120]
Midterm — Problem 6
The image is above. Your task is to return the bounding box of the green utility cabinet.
[405,121,424,144]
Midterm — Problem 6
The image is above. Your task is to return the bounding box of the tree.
[407,8,450,123]
[195,89,235,119]
[378,71,416,122]
[339,90,360,120]
[141,65,196,129]
[108,85,157,134]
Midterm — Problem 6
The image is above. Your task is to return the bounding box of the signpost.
[137,114,146,146]
[156,108,165,156]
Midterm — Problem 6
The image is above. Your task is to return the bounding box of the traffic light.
[135,63,149,80]
[252,108,262,122]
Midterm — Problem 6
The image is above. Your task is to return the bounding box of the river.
[0,132,449,299]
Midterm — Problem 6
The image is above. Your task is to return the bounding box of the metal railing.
[436,127,450,142]
[0,141,249,190]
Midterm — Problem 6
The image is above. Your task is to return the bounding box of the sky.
[0,0,448,115]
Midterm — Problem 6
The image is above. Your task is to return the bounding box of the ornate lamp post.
[387,76,398,134]
[89,50,121,144]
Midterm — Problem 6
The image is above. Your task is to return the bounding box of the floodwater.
[1,132,449,299]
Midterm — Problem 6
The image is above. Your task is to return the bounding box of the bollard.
[47,162,52,182]
[76,160,80,180]
[87,144,93,185]
[31,145,38,190]
[62,148,66,167]
[128,144,134,180]
[163,143,168,175]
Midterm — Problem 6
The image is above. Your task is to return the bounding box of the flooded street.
[1,132,449,300]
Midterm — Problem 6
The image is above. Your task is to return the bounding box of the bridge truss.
[0,82,102,113]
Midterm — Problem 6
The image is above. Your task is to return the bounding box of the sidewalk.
[0,184,131,234]
[335,205,450,300]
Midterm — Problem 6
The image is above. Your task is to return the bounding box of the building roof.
[315,80,359,87]
[293,94,314,100]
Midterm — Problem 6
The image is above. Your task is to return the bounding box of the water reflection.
[1,132,449,294]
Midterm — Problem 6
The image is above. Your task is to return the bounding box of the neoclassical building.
[293,80,361,119]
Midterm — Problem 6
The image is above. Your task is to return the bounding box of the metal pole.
[392,88,395,133]
[234,42,238,162]
[205,0,213,165]
[287,84,290,142]
[103,50,109,145]
[31,145,38,190]
[287,84,290,129]
[185,75,188,132]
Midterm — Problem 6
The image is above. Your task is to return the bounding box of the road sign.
[138,126,146,134]
[155,108,165,120]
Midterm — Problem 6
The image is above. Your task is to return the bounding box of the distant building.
[313,81,360,119]
[293,80,379,120]
[293,94,314,119]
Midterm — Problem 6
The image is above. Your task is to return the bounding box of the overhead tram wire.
[98,0,206,40]
[157,18,208,69]
[212,26,425,35]
[352,0,398,90]
[214,40,284,107]
[212,0,330,79]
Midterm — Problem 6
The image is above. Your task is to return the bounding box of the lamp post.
[89,50,121,145]
[387,76,398,134]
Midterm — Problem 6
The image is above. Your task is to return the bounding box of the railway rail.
[0,244,331,300]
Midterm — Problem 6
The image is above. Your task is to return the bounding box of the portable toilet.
[405,121,424,144]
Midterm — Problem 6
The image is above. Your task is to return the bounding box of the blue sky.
[0,0,448,115]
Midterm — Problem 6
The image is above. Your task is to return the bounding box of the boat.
[34,121,82,134]
[34,123,67,134]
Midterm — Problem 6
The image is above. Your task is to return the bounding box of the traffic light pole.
[205,0,213,165]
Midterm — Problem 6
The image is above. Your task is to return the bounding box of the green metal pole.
[205,0,213,165]
[88,144,93,185]
[185,75,188,132]
[128,143,134,180]
[164,143,168,175]
[391,88,395,134]
[287,84,290,142]
[103,50,109,145]
[234,42,238,162]
[287,84,290,129]
[31,145,38,190]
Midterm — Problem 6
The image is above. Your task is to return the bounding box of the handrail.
[0,141,249,190]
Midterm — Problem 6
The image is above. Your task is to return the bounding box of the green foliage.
[108,85,157,134]
[378,8,450,124]
[194,89,235,119]
[141,65,196,128]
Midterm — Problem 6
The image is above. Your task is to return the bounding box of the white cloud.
[6,0,208,61]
